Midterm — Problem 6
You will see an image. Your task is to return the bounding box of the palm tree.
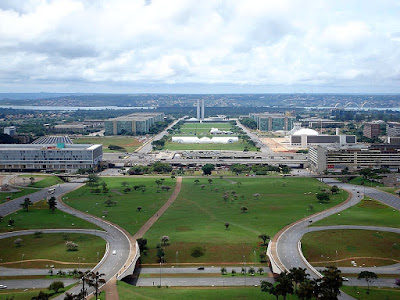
[220,267,227,275]
[86,271,106,300]
[224,222,229,230]
[208,179,213,184]
[257,267,264,275]
[194,179,200,185]
[289,267,309,292]
[296,279,315,300]
[253,193,260,200]
[21,197,33,211]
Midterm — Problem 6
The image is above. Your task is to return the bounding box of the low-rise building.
[104,113,164,135]
[3,126,16,136]
[53,124,89,133]
[0,143,102,172]
[249,113,295,132]
[386,122,400,137]
[289,128,356,148]
[309,144,400,173]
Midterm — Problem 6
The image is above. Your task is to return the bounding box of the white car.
[0,285,7,289]
[112,250,117,255]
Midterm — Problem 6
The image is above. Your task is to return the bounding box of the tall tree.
[47,196,57,212]
[319,266,343,299]
[275,270,294,300]
[86,271,106,300]
[21,197,33,211]
[202,164,215,175]
[358,271,378,293]
[261,281,279,300]
[289,267,309,292]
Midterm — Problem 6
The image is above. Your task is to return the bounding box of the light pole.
[159,261,162,287]
[176,251,179,265]
[243,255,246,286]
[22,254,25,269]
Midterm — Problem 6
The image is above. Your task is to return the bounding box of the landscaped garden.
[140,177,348,264]
[0,200,100,233]
[0,232,106,269]
[311,197,400,228]
[64,177,176,235]
[172,123,234,137]
[74,136,143,152]
[302,229,400,267]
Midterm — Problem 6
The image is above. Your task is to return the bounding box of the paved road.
[0,180,133,299]
[235,119,273,154]
[137,117,186,154]
[139,267,272,275]
[0,267,88,276]
[273,179,400,299]
[134,276,273,287]
[0,181,83,217]
[316,263,400,275]
[0,279,77,289]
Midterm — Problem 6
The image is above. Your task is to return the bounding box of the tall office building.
[196,99,205,120]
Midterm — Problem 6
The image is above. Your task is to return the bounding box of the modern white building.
[289,127,356,148]
[3,126,16,136]
[0,143,102,172]
[172,136,238,144]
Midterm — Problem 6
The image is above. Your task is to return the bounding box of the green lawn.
[0,233,106,267]
[376,186,399,195]
[64,177,175,235]
[74,136,143,152]
[0,200,100,233]
[0,188,37,202]
[112,283,299,300]
[341,286,400,300]
[347,176,383,187]
[302,229,400,267]
[312,197,400,228]
[142,177,348,264]
[174,123,233,136]
[163,141,257,151]
[27,175,64,188]
[0,284,77,300]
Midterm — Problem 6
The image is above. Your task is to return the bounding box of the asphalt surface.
[316,263,400,275]
[274,179,400,299]
[0,267,88,276]
[0,279,77,289]
[139,267,271,274]
[235,119,273,154]
[0,177,133,299]
[134,276,273,287]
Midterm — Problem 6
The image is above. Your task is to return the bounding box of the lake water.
[0,105,155,111]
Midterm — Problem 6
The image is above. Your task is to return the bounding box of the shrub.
[191,246,205,257]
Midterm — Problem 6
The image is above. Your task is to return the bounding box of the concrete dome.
[292,128,319,136]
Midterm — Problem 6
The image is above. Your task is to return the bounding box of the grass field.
[347,176,383,187]
[64,177,175,235]
[0,187,37,202]
[74,136,143,152]
[27,175,64,188]
[312,197,400,228]
[174,123,234,136]
[110,283,299,300]
[0,233,106,268]
[302,229,400,267]
[141,177,348,264]
[0,200,100,233]
[163,141,257,151]
[341,286,400,300]
[0,287,74,300]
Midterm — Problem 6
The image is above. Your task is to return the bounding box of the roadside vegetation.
[0,200,99,233]
[312,197,400,228]
[64,177,175,235]
[26,175,64,188]
[74,136,143,152]
[302,229,400,267]
[141,177,348,264]
[0,233,105,268]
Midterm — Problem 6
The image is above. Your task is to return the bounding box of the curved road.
[271,179,400,299]
[0,229,111,290]
[0,178,133,299]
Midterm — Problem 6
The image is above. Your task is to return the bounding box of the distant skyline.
[1,0,400,93]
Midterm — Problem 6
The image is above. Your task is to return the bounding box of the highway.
[235,119,273,154]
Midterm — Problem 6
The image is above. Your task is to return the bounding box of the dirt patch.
[358,199,387,209]
[123,141,142,147]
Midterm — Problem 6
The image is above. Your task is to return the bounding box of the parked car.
[0,285,7,289]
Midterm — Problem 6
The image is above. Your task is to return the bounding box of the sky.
[0,0,400,94]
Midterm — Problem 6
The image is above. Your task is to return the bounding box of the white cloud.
[0,0,399,92]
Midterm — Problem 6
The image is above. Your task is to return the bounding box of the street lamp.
[243,255,246,286]
[159,260,162,287]
[22,254,25,269]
